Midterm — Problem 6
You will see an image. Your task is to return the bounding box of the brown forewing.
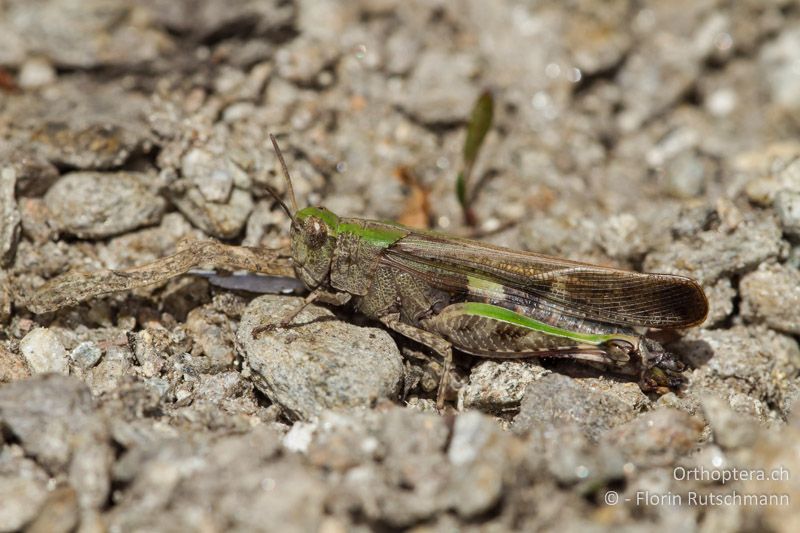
[382,231,709,329]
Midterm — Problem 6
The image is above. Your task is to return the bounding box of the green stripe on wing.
[459,302,631,345]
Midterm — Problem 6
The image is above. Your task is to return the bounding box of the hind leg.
[420,303,639,369]
[379,313,454,409]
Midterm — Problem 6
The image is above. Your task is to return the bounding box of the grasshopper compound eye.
[304,216,329,249]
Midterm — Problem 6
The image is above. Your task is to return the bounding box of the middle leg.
[379,313,454,410]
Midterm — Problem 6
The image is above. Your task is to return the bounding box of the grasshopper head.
[291,206,339,288]
[637,338,687,394]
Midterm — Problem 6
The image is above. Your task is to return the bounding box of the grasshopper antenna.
[267,133,301,230]
[264,184,300,231]
[269,134,299,213]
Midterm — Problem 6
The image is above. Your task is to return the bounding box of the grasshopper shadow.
[667,338,715,369]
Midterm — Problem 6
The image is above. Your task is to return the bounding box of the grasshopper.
[27,135,708,408]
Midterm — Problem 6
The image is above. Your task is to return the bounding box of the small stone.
[69,341,103,370]
[675,326,800,419]
[743,155,800,207]
[0,343,30,382]
[703,277,736,327]
[340,408,450,527]
[458,360,550,413]
[741,404,800,531]
[601,408,704,468]
[447,412,511,518]
[24,486,80,533]
[97,212,201,270]
[596,212,648,260]
[18,198,57,243]
[19,328,68,375]
[759,27,800,109]
[27,117,151,170]
[130,329,169,379]
[740,263,800,334]
[2,0,170,69]
[0,375,108,478]
[44,172,165,239]
[186,306,236,371]
[0,149,59,197]
[275,36,339,85]
[565,0,631,75]
[512,374,636,442]
[701,395,759,450]
[0,167,21,266]
[237,295,404,420]
[87,345,133,397]
[773,190,800,239]
[397,50,479,125]
[616,39,701,131]
[181,148,240,203]
[0,272,12,325]
[532,423,626,487]
[169,185,253,239]
[0,475,48,531]
[662,149,710,199]
[644,217,784,285]
[18,57,56,89]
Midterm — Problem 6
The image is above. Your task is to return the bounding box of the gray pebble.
[703,277,736,327]
[662,149,709,199]
[0,375,112,512]
[701,395,759,450]
[595,213,648,261]
[564,1,630,75]
[275,36,339,85]
[169,186,253,239]
[18,57,56,89]
[181,148,241,203]
[185,306,236,371]
[0,0,168,69]
[340,408,451,527]
[0,148,60,197]
[533,423,626,487]
[44,172,165,239]
[0,167,21,266]
[644,217,784,285]
[69,341,103,370]
[19,328,68,375]
[759,26,800,109]
[9,81,153,170]
[447,411,509,518]
[512,374,636,442]
[675,326,800,419]
[740,152,800,207]
[104,428,326,532]
[397,50,479,125]
[774,190,800,239]
[237,295,404,420]
[24,486,80,533]
[740,262,800,334]
[458,360,550,413]
[0,475,48,532]
[601,408,704,468]
[87,345,133,397]
[0,343,31,383]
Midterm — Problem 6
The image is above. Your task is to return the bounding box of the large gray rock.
[44,172,165,238]
[237,295,404,420]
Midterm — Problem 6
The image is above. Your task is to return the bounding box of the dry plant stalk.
[27,240,293,314]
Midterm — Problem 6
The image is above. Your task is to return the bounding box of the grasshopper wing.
[382,232,708,328]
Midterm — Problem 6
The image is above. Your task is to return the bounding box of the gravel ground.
[2,1,800,531]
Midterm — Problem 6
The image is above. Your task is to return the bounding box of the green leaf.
[463,90,494,168]
[456,171,467,209]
